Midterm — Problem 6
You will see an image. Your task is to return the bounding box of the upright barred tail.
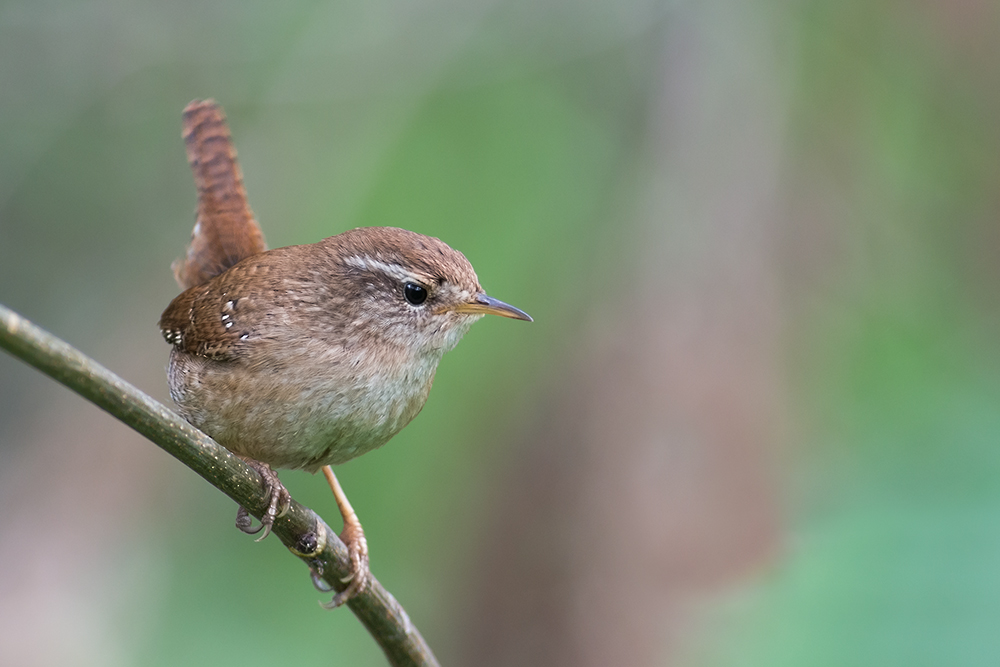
[172,99,267,290]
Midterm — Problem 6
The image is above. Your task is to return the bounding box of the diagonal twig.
[0,302,439,667]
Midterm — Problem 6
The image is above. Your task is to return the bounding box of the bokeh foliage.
[3,0,1000,665]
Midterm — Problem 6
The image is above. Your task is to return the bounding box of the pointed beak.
[448,293,533,322]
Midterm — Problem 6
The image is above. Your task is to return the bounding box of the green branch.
[0,302,439,667]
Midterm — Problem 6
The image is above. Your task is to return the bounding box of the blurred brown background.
[2,1,1000,665]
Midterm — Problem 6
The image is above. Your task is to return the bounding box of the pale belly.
[167,347,437,471]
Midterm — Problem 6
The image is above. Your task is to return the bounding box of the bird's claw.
[235,505,261,534]
[320,520,370,609]
[310,566,334,593]
[234,459,291,541]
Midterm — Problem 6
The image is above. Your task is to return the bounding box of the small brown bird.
[160,100,531,606]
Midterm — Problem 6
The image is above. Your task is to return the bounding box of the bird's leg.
[320,465,370,608]
[235,457,291,542]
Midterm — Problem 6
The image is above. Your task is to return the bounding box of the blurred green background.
[2,1,1000,665]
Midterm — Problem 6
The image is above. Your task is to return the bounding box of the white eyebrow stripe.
[344,255,426,284]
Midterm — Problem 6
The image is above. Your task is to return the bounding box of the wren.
[160,100,531,607]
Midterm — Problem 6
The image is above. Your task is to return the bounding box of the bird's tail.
[172,99,267,290]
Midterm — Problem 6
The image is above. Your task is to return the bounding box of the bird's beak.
[447,293,533,322]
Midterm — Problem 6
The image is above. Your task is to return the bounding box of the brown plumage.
[173,100,266,290]
[160,100,530,606]
[159,226,511,469]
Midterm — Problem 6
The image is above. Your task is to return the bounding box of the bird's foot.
[235,458,291,541]
[320,465,370,608]
[321,516,369,609]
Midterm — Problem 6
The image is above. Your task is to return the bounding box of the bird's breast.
[168,340,442,471]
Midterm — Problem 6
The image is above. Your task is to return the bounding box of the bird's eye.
[404,282,428,305]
